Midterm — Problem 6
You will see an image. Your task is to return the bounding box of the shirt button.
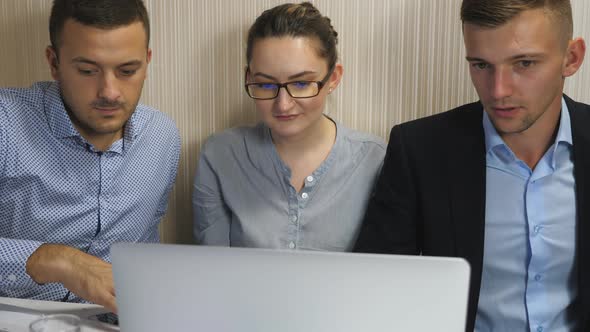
[534,274,542,282]
[290,215,298,223]
[533,225,542,235]
[537,326,544,332]
[289,242,296,249]
[306,176,314,183]
[7,274,16,282]
[301,192,309,199]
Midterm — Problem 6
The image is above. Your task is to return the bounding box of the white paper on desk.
[0,297,110,318]
[0,310,119,332]
[0,311,38,332]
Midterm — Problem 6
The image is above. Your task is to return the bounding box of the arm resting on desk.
[0,238,44,290]
[25,244,117,313]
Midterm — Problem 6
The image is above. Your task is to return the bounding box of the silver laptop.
[112,243,470,332]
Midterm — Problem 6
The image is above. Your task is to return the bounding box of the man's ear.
[144,48,152,79]
[45,46,60,80]
[562,37,586,78]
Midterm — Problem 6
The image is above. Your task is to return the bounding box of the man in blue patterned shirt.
[0,0,180,313]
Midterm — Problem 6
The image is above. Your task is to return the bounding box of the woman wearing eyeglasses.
[192,2,385,251]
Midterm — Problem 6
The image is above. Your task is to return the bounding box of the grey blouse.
[192,118,386,251]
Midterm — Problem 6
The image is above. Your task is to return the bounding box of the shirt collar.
[43,81,79,139]
[483,97,573,157]
[124,106,149,143]
[555,97,573,146]
[263,114,342,178]
[43,81,148,153]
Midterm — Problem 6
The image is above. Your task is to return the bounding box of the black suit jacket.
[354,95,590,331]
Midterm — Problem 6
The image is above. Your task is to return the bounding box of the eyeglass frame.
[244,65,335,100]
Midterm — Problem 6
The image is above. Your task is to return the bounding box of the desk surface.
[0,297,118,332]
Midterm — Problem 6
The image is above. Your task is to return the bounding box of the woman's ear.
[327,63,344,93]
[244,66,252,83]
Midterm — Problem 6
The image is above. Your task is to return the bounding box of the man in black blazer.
[355,0,587,331]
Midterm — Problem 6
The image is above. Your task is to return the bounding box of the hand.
[26,244,118,313]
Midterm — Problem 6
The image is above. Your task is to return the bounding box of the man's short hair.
[461,0,573,43]
[49,0,150,51]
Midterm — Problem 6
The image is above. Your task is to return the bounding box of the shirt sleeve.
[192,144,232,246]
[0,100,41,291]
[0,238,44,291]
[354,124,420,255]
[155,127,182,221]
[0,98,7,177]
[0,98,46,293]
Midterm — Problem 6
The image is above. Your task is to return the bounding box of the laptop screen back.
[112,243,470,332]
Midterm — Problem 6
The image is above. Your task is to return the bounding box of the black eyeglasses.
[244,66,334,100]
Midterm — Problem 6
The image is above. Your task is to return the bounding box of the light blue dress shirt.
[475,98,578,332]
[0,82,180,303]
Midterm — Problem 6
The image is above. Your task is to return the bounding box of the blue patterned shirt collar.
[483,97,573,166]
[43,82,78,139]
[42,81,150,153]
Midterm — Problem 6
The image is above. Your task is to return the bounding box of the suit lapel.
[446,103,487,329]
[447,103,487,264]
[567,95,590,316]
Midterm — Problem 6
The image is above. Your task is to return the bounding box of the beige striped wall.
[1,0,589,244]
